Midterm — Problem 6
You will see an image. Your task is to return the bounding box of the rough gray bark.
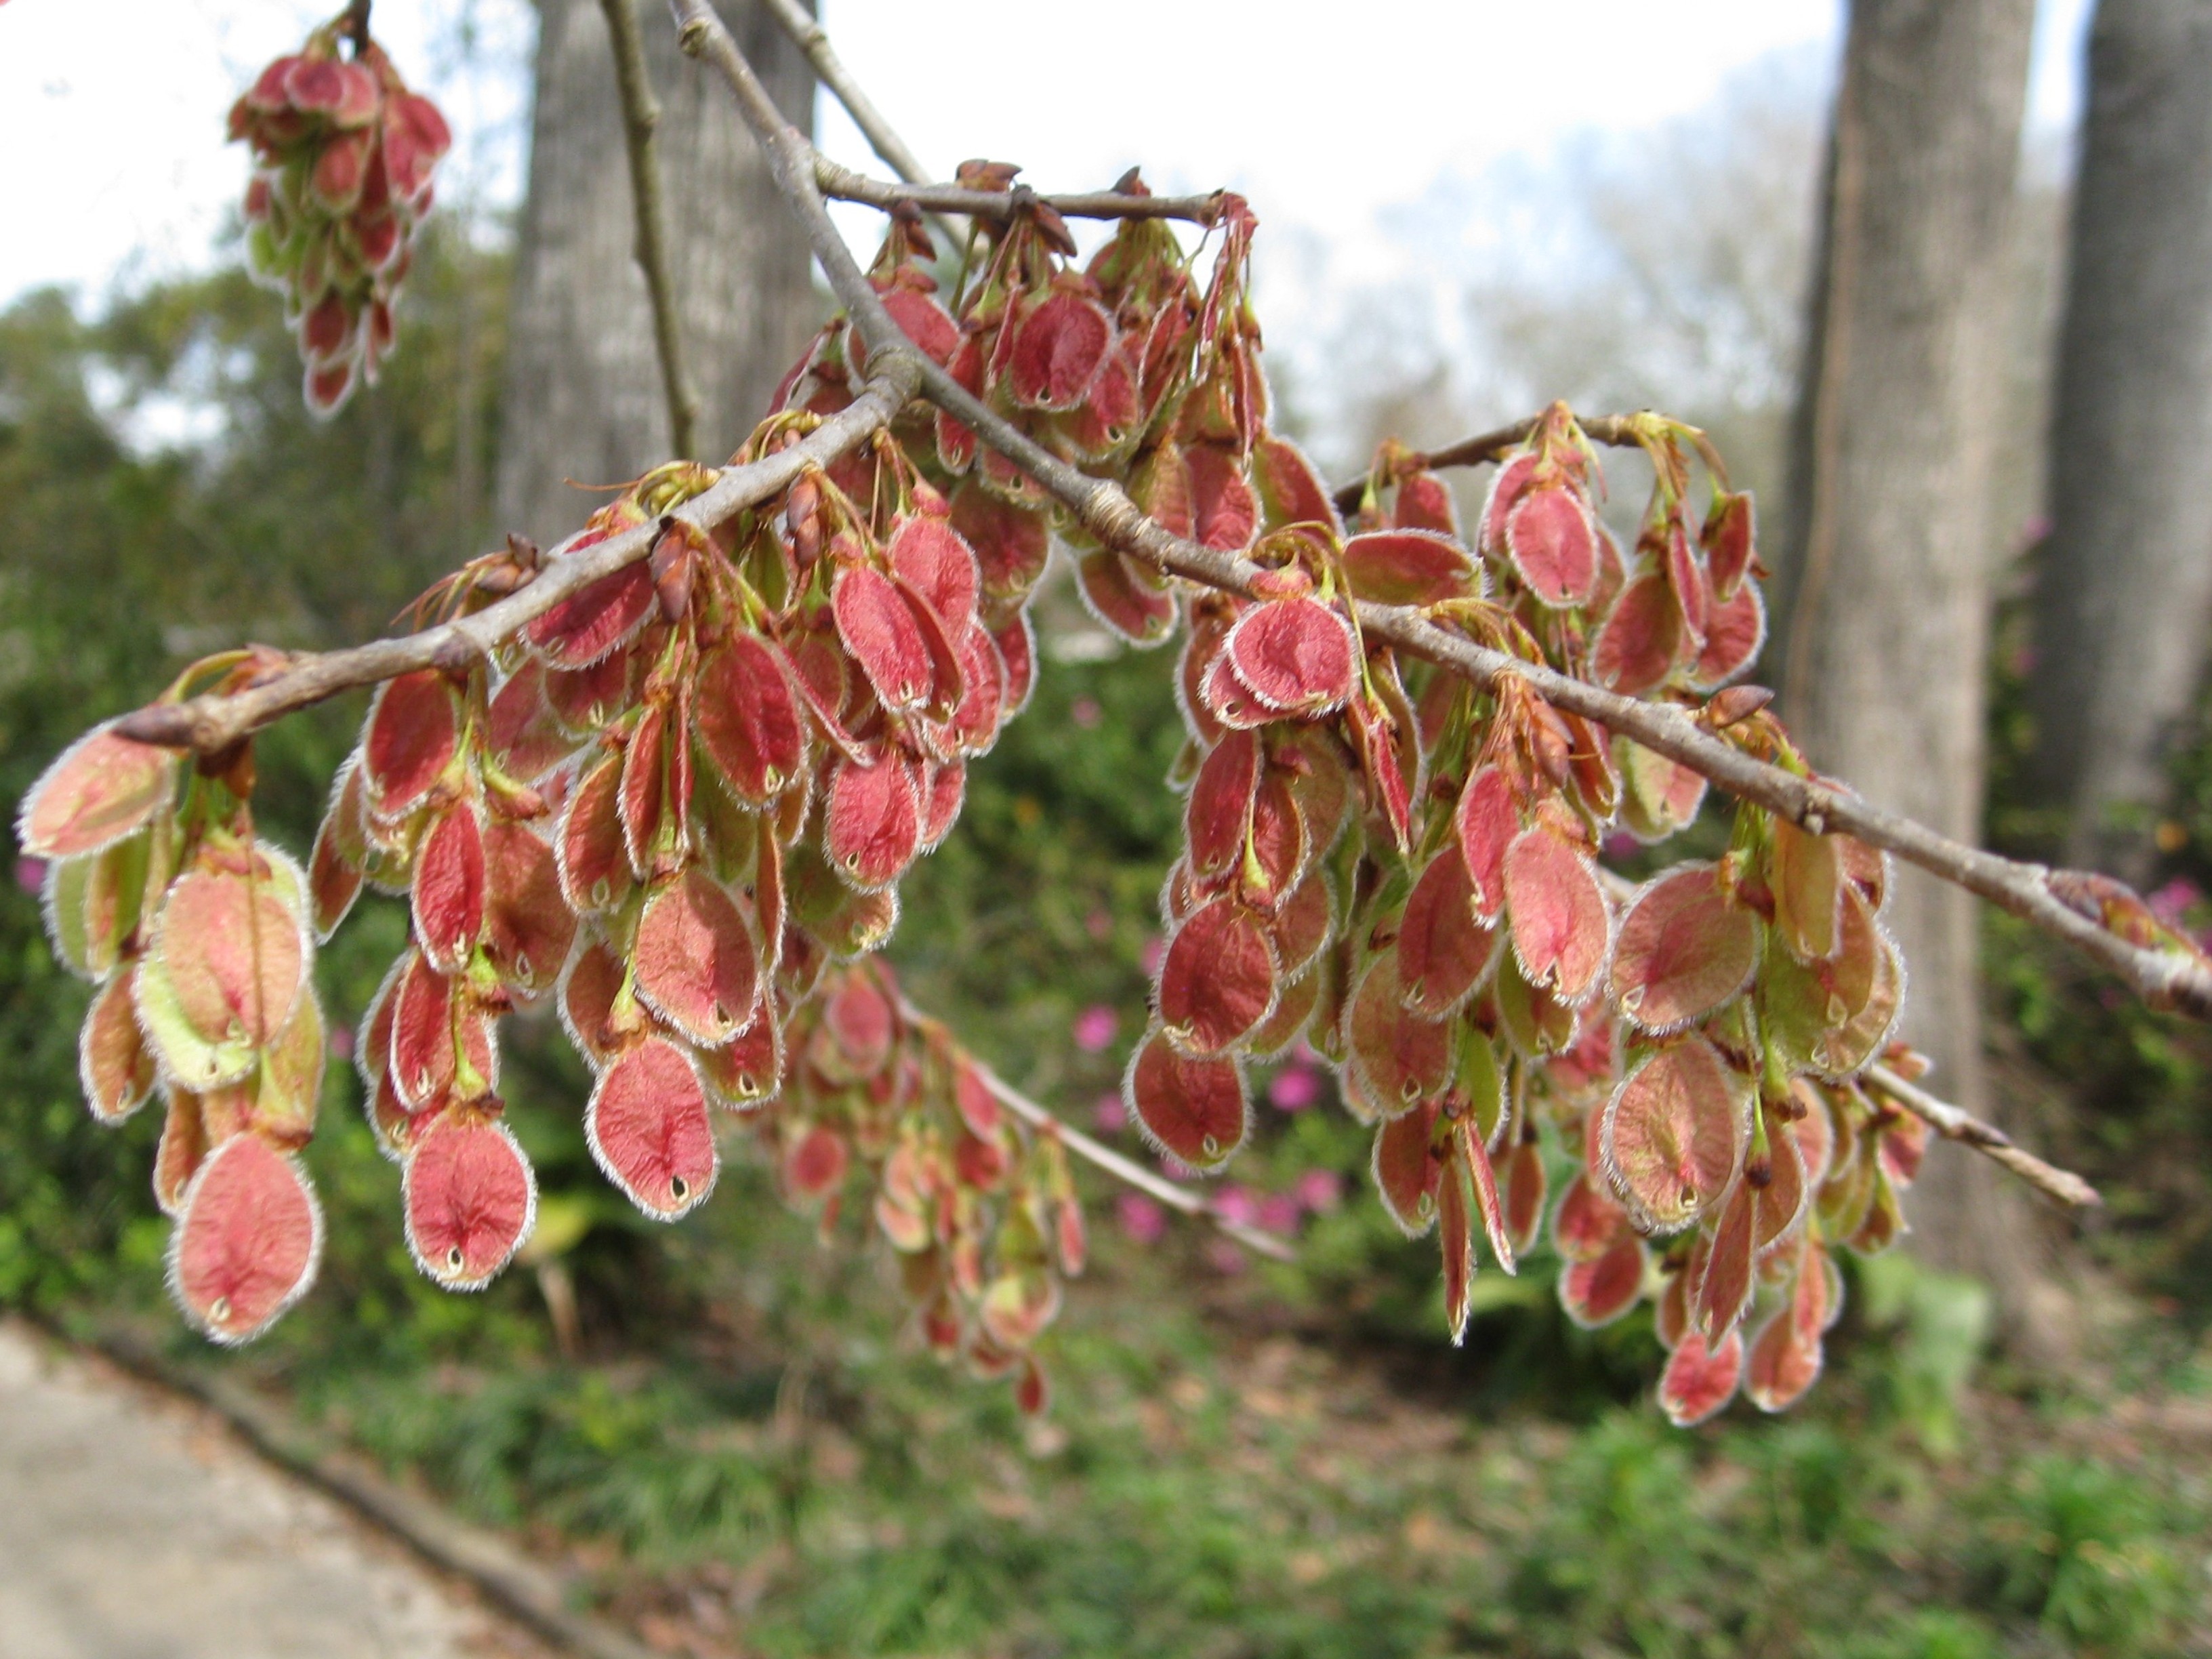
[2028,0,2212,879]
[1776,0,2070,1357]
[496,0,817,550]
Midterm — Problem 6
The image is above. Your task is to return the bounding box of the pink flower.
[1214,1185,1259,1227]
[1085,907,1113,941]
[1603,832,1639,860]
[2148,878,2201,928]
[1092,1092,1127,1134]
[1256,1194,1303,1235]
[1294,1169,1343,1213]
[1269,1063,1322,1112]
[1116,1191,1166,1245]
[327,1024,354,1060]
[1071,696,1103,729]
[1141,935,1166,977]
[14,857,46,895]
[1072,1004,1119,1054]
[1203,1237,1248,1275]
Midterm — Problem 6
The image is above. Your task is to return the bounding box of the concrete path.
[0,1320,552,1659]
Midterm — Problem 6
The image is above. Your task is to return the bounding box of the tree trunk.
[1776,0,2071,1359]
[496,0,817,550]
[2028,0,2212,880]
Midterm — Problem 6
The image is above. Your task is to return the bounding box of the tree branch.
[926,1018,1298,1264]
[1864,1063,2101,1210]
[599,0,701,459]
[753,0,929,188]
[342,0,372,56]
[672,0,2212,1036]
[1328,413,1647,516]
[114,356,922,753]
[814,156,1224,226]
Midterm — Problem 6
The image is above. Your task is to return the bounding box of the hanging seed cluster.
[30,169,2182,1420]
[230,19,451,416]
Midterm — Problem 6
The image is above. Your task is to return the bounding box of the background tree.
[496,0,815,548]
[2028,0,2212,880]
[1774,0,2062,1351]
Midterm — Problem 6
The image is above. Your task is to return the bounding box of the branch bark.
[115,356,920,753]
[598,0,701,459]
[1864,1063,2100,1210]
[670,0,2212,1029]
[753,0,928,186]
[813,157,1223,226]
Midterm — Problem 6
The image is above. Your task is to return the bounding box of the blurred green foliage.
[1,253,2207,1657]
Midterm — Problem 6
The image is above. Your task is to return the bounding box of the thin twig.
[815,156,1223,226]
[962,1049,1300,1265]
[113,356,921,754]
[1864,1063,2101,1210]
[1327,413,1646,516]
[754,0,928,186]
[342,0,372,56]
[670,0,2212,1029]
[599,0,701,458]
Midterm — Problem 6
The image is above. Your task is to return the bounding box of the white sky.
[0,0,2094,316]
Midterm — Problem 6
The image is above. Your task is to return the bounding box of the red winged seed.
[308,758,369,939]
[1501,827,1610,1004]
[556,752,634,914]
[1694,1177,1758,1337]
[412,805,486,972]
[1591,575,1686,696]
[696,1010,783,1107]
[1271,873,1335,980]
[1658,1327,1744,1427]
[556,935,628,1068]
[866,285,960,369]
[1692,581,1766,689]
[947,625,1008,755]
[1702,491,1757,600]
[485,661,577,783]
[389,951,497,1111]
[1132,441,1197,540]
[619,701,668,878]
[1252,434,1341,537]
[919,760,966,849]
[1478,453,1538,550]
[1225,598,1357,715]
[1185,729,1260,880]
[18,723,176,858]
[1552,1170,1631,1262]
[1618,739,1711,842]
[362,670,457,820]
[1078,548,1179,644]
[1245,970,1321,1056]
[1186,443,1258,552]
[1504,486,1599,607]
[155,1089,210,1217]
[1008,289,1113,409]
[1200,651,1272,731]
[1397,851,1498,1017]
[1559,1236,1645,1329]
[1242,773,1309,908]
[1439,1158,1475,1343]
[824,755,924,891]
[169,1135,323,1345]
[81,965,157,1124]
[1664,523,1711,642]
[888,515,981,628]
[1159,899,1279,1054]
[1770,819,1843,961]
[1393,470,1460,537]
[1340,529,1481,608]
[633,870,760,1048]
[783,1123,851,1201]
[821,970,896,1076]
[993,614,1038,715]
[478,821,577,998]
[404,1116,537,1289]
[525,562,656,669]
[544,649,632,733]
[1746,1241,1830,1412]
[834,563,936,714]
[1373,1101,1442,1233]
[1608,864,1759,1032]
[950,480,1049,605]
[1454,767,1518,920]
[1346,954,1454,1115]
[894,575,969,718]
[1125,1026,1247,1172]
[1599,1038,1749,1234]
[1500,1139,1548,1258]
[587,1038,718,1219]
[144,868,306,1071]
[1458,1115,1516,1274]
[694,636,806,803]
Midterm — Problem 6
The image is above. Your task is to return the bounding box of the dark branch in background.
[599,0,701,459]
[813,157,1224,227]
[115,359,920,753]
[670,0,2212,1029]
[342,0,372,56]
